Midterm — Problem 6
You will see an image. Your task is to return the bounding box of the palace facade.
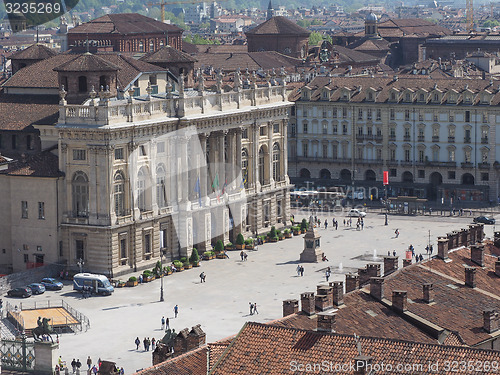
[289,75,500,203]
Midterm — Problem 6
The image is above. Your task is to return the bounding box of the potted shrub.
[284,229,292,238]
[225,242,234,250]
[183,261,192,270]
[190,248,200,267]
[203,251,212,261]
[300,218,308,233]
[173,260,184,271]
[127,276,138,287]
[268,226,278,242]
[292,226,300,235]
[245,238,254,250]
[116,280,126,288]
[142,270,154,282]
[215,240,224,254]
[180,257,188,264]
[165,266,172,275]
[153,260,163,278]
[258,235,267,244]
[277,229,284,240]
[235,233,245,250]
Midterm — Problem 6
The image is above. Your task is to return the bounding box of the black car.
[473,216,496,225]
[7,287,32,298]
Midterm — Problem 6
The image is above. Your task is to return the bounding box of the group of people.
[249,302,259,315]
[161,316,170,330]
[408,244,426,262]
[56,356,110,375]
[296,265,305,277]
[134,337,157,351]
[323,219,339,230]
[239,251,248,261]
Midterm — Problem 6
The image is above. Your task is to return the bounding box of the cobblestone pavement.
[10,210,497,373]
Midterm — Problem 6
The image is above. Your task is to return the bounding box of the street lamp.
[160,252,165,302]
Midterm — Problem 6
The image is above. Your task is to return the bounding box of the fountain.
[338,262,343,272]
[373,249,377,261]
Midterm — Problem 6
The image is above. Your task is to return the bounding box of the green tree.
[483,20,500,28]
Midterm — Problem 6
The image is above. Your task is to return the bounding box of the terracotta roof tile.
[67,13,182,35]
[53,53,120,72]
[9,43,57,61]
[141,46,196,64]
[0,151,62,178]
[209,322,500,374]
[195,51,301,72]
[245,16,310,36]
[0,93,59,130]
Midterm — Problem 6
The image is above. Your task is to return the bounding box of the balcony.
[464,137,471,144]
[418,136,425,142]
[359,159,383,165]
[400,161,413,166]
[432,136,439,142]
[461,162,473,168]
[387,160,399,166]
[374,135,383,143]
[403,135,411,142]
[356,135,364,143]
[478,162,490,169]
[428,161,456,168]
[481,137,489,144]
[389,135,396,141]
[448,136,455,143]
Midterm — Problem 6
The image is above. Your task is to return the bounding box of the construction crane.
[466,0,474,32]
[148,0,226,23]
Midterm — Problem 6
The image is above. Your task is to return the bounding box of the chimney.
[483,310,499,333]
[345,273,359,293]
[330,281,344,306]
[316,285,333,311]
[470,243,485,267]
[354,355,373,375]
[383,256,398,276]
[392,290,408,313]
[465,266,477,288]
[437,237,449,260]
[369,277,384,301]
[173,328,189,354]
[366,263,381,278]
[186,324,206,351]
[423,283,434,303]
[403,259,412,267]
[496,260,500,277]
[316,311,336,332]
[301,292,315,315]
[283,299,299,317]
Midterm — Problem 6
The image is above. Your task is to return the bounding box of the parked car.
[40,278,63,290]
[27,283,46,295]
[347,209,367,218]
[7,287,32,298]
[473,216,495,225]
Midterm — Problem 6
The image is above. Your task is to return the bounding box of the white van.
[73,273,114,295]
[347,209,367,218]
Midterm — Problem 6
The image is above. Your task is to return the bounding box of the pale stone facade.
[56,73,292,276]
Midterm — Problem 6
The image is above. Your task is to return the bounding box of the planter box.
[245,245,254,250]
[184,264,193,270]
[192,262,200,267]
[127,280,138,287]
[269,238,278,243]
[116,282,126,288]
[202,255,211,261]
[225,246,235,251]
[166,271,173,275]
[236,244,245,250]
[293,230,301,235]
[178,266,184,271]
[284,233,292,238]
[216,253,226,259]
[143,275,154,283]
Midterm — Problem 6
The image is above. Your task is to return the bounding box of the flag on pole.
[212,173,219,191]
[240,169,248,190]
[222,178,228,194]
[194,176,201,206]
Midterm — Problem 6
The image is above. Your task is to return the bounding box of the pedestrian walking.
[335,221,338,230]
[325,267,331,282]
[152,337,156,351]
[324,220,328,229]
[393,250,396,257]
[75,359,81,373]
[199,272,206,283]
[343,219,346,226]
[174,305,179,318]
[254,302,259,314]
[91,366,98,375]
[135,337,140,350]
[300,266,304,277]
[249,302,254,315]
[429,245,433,255]
[71,359,76,373]
[395,229,399,238]
[244,253,248,261]
[296,264,301,276]
[143,337,147,351]
[165,317,170,330]
[86,357,92,370]
[161,316,165,330]
[240,251,244,261]
[361,220,364,230]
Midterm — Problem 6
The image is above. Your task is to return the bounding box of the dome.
[366,12,377,22]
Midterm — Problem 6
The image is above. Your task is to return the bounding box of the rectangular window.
[342,124,348,134]
[23,254,29,263]
[73,149,86,160]
[157,142,165,154]
[390,169,397,177]
[332,109,337,119]
[332,144,337,159]
[390,149,396,161]
[302,143,308,157]
[418,170,425,178]
[376,149,382,160]
[390,109,395,120]
[242,128,248,139]
[260,126,266,136]
[75,239,84,260]
[114,148,124,160]
[419,150,424,163]
[273,123,280,133]
[322,110,327,118]
[367,127,372,136]
[358,127,363,136]
[322,144,328,158]
[38,202,44,219]
[133,87,141,97]
[332,123,338,134]
[21,201,28,219]
[120,238,127,259]
[405,110,410,121]
[389,128,396,139]
[465,111,470,123]
[358,108,363,120]
[290,106,295,116]
[376,109,381,120]
[303,123,308,134]
[26,135,32,150]
[449,149,455,162]
[303,109,308,117]
[140,145,147,156]
[291,125,296,138]
[342,108,347,119]
[405,149,410,162]
[144,234,151,254]
[59,241,63,257]
[322,123,328,134]
[481,173,489,181]
[367,109,372,120]
[448,171,455,180]
[37,246,42,252]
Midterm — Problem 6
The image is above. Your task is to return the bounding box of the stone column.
[252,122,260,189]
[88,146,98,222]
[199,133,208,202]
[226,130,236,191]
[236,127,243,183]
[219,131,226,194]
[282,119,288,183]
[267,121,273,185]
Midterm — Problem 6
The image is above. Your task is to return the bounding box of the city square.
[6,209,493,373]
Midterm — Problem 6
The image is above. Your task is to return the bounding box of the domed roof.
[366,12,377,22]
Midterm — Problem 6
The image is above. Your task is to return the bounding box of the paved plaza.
[9,210,498,373]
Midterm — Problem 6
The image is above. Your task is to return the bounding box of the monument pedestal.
[299,217,322,263]
[34,341,59,375]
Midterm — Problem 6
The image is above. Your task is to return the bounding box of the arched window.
[242,148,248,188]
[259,146,265,185]
[99,75,109,90]
[272,143,280,181]
[72,171,89,217]
[138,41,144,52]
[114,171,125,216]
[156,164,166,208]
[78,76,87,93]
